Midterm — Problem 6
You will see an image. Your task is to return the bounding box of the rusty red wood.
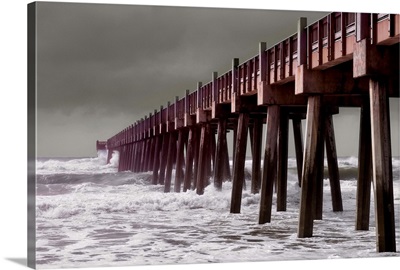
[230,112,249,213]
[251,117,263,194]
[277,109,289,211]
[164,131,177,193]
[298,96,323,237]
[214,117,228,190]
[369,78,396,252]
[325,114,343,212]
[259,105,280,224]
[174,129,186,193]
[196,123,210,195]
[356,99,372,230]
[183,126,196,192]
[292,117,303,187]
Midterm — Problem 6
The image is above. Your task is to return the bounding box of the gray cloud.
[35,2,398,158]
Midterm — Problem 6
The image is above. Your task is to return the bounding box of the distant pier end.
[96,140,107,151]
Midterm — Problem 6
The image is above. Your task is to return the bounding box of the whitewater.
[35,151,400,268]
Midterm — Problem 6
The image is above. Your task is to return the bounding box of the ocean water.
[35,151,400,269]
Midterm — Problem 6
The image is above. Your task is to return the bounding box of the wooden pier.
[97,12,399,252]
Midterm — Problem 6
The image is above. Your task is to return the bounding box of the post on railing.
[231,58,239,96]
[259,42,267,83]
[175,96,179,119]
[298,17,307,66]
[356,13,370,42]
[196,82,202,109]
[212,72,218,103]
[185,90,190,114]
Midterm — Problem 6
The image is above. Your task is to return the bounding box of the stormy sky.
[35,2,399,157]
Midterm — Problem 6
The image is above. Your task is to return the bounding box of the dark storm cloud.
[37,2,399,158]
[37,2,327,117]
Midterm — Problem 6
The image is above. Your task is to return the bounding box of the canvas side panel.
[27,2,37,269]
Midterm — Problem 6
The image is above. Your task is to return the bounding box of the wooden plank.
[259,105,280,224]
[277,109,289,211]
[325,114,343,212]
[251,117,263,194]
[356,100,372,230]
[164,132,177,193]
[298,96,323,237]
[292,117,304,187]
[230,112,250,213]
[196,123,210,195]
[183,127,196,192]
[369,78,396,252]
[214,118,228,190]
[174,129,186,192]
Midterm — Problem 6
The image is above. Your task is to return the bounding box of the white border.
[1,1,399,270]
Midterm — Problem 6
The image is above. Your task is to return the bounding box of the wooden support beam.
[259,105,280,224]
[222,131,231,181]
[313,115,325,221]
[159,132,169,185]
[296,61,369,95]
[196,123,211,195]
[106,146,113,164]
[325,114,343,212]
[210,128,216,172]
[230,112,250,213]
[356,99,372,230]
[369,78,396,252]
[122,144,127,171]
[136,141,143,172]
[129,143,135,171]
[131,143,137,171]
[164,132,177,193]
[140,139,147,172]
[148,137,156,172]
[174,129,186,192]
[131,143,137,172]
[292,118,304,187]
[277,109,289,211]
[214,118,228,190]
[184,127,196,192]
[251,117,263,194]
[152,135,162,185]
[298,96,323,237]
[192,127,200,190]
[118,146,124,172]
[232,121,238,163]
[129,143,134,171]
